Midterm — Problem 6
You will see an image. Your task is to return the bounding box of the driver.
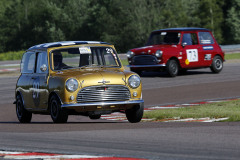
[53,52,67,70]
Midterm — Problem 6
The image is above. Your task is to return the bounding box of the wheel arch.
[214,54,224,61]
[15,91,25,107]
[48,91,63,111]
[167,57,181,67]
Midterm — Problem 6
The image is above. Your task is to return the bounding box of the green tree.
[225,0,240,43]
[197,0,224,43]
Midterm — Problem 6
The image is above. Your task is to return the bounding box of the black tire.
[166,59,179,77]
[130,68,142,76]
[16,95,32,123]
[89,115,101,120]
[126,103,144,123]
[50,95,68,123]
[210,56,223,73]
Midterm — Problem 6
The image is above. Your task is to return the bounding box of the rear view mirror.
[40,64,47,72]
[182,42,187,47]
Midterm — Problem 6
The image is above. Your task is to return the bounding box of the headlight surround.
[155,50,163,58]
[66,78,78,92]
[128,75,141,89]
[127,51,135,58]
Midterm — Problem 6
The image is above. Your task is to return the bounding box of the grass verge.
[225,53,240,60]
[0,51,238,62]
[143,99,240,122]
[121,59,128,66]
[0,50,24,61]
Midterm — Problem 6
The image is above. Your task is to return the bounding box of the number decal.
[32,78,40,106]
[106,48,117,59]
[106,48,113,54]
[33,80,40,99]
[186,49,198,62]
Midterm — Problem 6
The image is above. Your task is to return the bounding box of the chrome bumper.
[127,64,166,68]
[61,100,144,108]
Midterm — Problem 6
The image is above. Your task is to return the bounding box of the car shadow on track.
[139,70,213,78]
[0,121,125,124]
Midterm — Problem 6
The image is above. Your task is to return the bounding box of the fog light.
[133,92,138,97]
[70,95,75,100]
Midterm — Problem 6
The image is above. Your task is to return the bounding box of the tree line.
[0,0,239,53]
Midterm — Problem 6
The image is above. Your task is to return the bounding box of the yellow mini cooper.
[14,41,144,123]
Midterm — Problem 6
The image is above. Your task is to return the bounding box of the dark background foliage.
[0,0,239,53]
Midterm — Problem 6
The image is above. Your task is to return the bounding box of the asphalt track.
[0,61,240,159]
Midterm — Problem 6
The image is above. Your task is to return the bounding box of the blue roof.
[28,41,111,50]
[153,27,210,32]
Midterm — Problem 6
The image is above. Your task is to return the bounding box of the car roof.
[153,27,210,32]
[27,41,111,51]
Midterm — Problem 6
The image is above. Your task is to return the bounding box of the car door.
[181,32,203,68]
[198,31,216,66]
[31,52,49,110]
[18,51,36,109]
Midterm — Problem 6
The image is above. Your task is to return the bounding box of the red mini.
[127,28,224,77]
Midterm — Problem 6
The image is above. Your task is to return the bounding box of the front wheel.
[166,59,179,77]
[16,95,32,123]
[126,103,144,123]
[50,95,68,123]
[210,56,223,73]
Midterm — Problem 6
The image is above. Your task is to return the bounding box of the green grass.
[143,100,240,122]
[121,59,128,66]
[0,51,239,62]
[225,53,240,60]
[0,50,24,61]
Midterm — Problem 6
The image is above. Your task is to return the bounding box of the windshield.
[147,32,181,45]
[51,46,120,71]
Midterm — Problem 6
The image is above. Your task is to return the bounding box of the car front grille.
[77,85,131,103]
[132,55,158,65]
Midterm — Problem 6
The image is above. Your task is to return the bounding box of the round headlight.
[66,78,78,92]
[155,50,163,58]
[127,51,135,58]
[128,75,141,89]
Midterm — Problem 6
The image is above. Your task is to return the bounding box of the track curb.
[0,151,147,160]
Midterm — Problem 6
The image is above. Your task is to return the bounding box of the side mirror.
[182,42,187,47]
[40,64,47,72]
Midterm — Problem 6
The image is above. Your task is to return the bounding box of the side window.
[36,52,48,73]
[182,33,198,45]
[21,52,36,73]
[198,32,214,44]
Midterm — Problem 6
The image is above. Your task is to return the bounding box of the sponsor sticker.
[203,46,214,50]
[79,47,91,54]
[161,32,167,35]
[201,40,211,44]
[185,59,190,65]
[205,54,212,60]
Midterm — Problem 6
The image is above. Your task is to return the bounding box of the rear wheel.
[126,103,144,123]
[16,95,32,123]
[50,95,68,123]
[166,59,179,77]
[210,56,223,73]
